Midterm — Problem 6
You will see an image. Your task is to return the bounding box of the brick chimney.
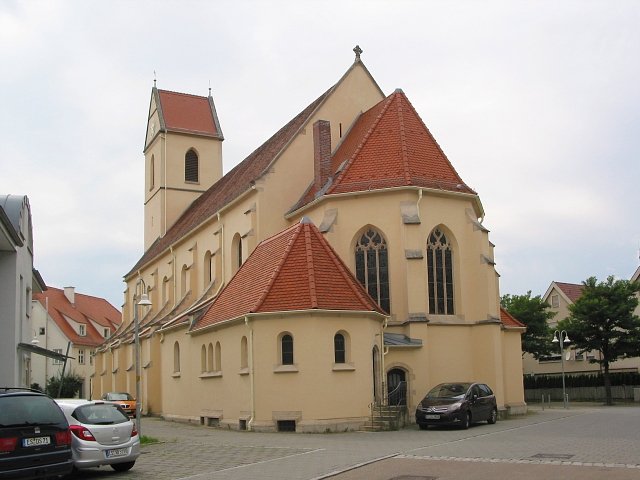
[313,120,332,192]
[64,286,75,305]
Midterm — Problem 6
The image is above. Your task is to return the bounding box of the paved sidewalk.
[73,404,640,480]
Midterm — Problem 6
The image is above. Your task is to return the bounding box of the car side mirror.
[472,394,478,402]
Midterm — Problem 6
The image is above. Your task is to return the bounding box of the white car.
[54,399,140,472]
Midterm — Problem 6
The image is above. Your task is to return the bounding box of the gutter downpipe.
[416,188,423,217]
[381,316,388,404]
[245,316,255,431]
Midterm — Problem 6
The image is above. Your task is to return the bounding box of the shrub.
[45,373,85,398]
[524,372,640,389]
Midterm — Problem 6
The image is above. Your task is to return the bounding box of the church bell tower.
[143,85,224,250]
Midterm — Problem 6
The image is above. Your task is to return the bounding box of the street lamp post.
[133,280,152,437]
[552,330,571,409]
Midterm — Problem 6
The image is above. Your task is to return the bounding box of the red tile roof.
[129,87,332,276]
[292,89,475,211]
[32,287,122,347]
[554,282,584,303]
[157,90,221,137]
[192,218,384,331]
[500,307,525,328]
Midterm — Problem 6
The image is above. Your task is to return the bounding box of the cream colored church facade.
[94,49,526,432]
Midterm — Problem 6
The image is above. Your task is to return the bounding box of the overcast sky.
[1,0,638,309]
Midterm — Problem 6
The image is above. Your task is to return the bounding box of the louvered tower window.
[427,228,454,315]
[185,149,199,182]
[355,228,390,313]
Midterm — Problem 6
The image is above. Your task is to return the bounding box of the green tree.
[45,372,85,398]
[561,276,640,405]
[501,291,555,359]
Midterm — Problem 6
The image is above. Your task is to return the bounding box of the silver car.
[55,399,140,472]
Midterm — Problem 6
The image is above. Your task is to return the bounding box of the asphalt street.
[71,404,640,480]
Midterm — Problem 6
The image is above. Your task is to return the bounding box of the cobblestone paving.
[71,405,640,480]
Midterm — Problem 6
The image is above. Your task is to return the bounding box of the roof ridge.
[252,223,303,312]
[303,224,319,309]
[328,93,396,194]
[395,93,412,184]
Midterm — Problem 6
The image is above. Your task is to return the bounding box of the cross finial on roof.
[353,45,363,60]
[208,80,212,97]
[153,70,157,88]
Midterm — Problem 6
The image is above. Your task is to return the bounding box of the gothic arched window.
[355,228,390,312]
[427,228,454,315]
[185,149,199,183]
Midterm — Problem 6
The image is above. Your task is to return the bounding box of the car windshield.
[72,404,130,425]
[106,393,133,401]
[426,383,472,400]
[0,395,66,427]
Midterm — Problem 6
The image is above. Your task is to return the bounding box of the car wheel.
[487,408,498,424]
[418,424,429,430]
[461,411,471,430]
[111,461,135,472]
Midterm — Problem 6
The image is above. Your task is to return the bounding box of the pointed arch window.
[185,149,199,183]
[355,228,390,312]
[427,228,454,315]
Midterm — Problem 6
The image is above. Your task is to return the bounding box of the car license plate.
[106,447,128,458]
[425,414,440,420]
[23,436,51,447]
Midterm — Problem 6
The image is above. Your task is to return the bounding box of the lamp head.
[563,333,571,344]
[552,336,559,343]
[137,293,152,307]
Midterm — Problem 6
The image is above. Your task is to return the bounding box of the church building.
[94,47,526,432]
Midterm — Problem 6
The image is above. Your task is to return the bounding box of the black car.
[0,388,73,479]
[415,382,498,430]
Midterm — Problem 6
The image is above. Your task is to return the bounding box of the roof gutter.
[189,308,388,336]
[285,185,485,220]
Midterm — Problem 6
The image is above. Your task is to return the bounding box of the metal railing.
[387,381,407,406]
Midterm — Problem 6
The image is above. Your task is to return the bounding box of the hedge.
[523,372,640,389]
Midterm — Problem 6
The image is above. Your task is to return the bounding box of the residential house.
[522,278,640,377]
[94,47,526,432]
[31,286,121,397]
[0,194,46,387]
